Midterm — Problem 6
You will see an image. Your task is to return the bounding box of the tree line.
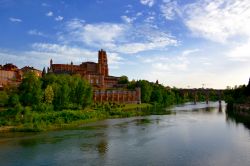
[1,73,230,111]
[224,79,250,105]
[0,72,92,111]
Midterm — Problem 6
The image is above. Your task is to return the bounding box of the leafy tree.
[8,94,20,107]
[42,73,57,89]
[19,72,43,106]
[118,75,129,84]
[151,88,163,103]
[42,67,46,77]
[44,85,54,104]
[47,75,70,109]
[127,79,136,89]
[0,91,9,107]
[138,80,153,103]
[224,79,250,105]
[43,74,93,110]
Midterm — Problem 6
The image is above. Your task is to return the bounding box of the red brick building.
[49,49,119,89]
[0,63,42,89]
[0,64,22,89]
[49,49,141,104]
[21,66,42,77]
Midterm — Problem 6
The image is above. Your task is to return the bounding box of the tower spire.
[98,49,109,76]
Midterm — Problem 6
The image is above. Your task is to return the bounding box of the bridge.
[179,88,224,104]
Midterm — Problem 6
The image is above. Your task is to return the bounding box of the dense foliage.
[118,75,129,84]
[1,72,92,111]
[0,72,229,131]
[224,79,250,105]
[128,80,184,106]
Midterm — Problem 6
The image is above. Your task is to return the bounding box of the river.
[0,102,250,166]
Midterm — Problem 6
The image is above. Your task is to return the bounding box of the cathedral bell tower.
[98,49,109,76]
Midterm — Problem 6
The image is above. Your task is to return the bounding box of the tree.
[138,80,153,103]
[45,74,70,109]
[151,88,163,103]
[118,75,129,84]
[0,91,8,107]
[71,75,93,108]
[19,72,43,106]
[42,67,46,77]
[44,85,54,104]
[8,94,20,107]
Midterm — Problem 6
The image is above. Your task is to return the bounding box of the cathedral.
[49,49,119,89]
[49,49,141,104]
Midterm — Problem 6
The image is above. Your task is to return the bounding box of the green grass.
[0,103,174,132]
[121,103,152,110]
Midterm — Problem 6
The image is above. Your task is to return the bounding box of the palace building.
[49,49,141,104]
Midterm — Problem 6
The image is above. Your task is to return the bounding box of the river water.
[0,102,250,166]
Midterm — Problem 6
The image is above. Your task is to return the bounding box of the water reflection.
[226,108,250,130]
[19,138,43,147]
[97,139,108,155]
[1,102,250,166]
[218,104,223,113]
[135,119,151,125]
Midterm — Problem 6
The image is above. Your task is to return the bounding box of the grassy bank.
[0,103,171,132]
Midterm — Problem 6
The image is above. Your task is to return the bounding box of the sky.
[0,0,250,89]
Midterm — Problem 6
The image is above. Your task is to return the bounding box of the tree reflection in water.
[97,139,108,155]
[226,107,250,130]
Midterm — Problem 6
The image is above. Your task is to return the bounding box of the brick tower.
[98,49,109,76]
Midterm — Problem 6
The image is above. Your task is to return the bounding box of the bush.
[32,103,54,112]
[8,94,20,107]
[0,91,9,107]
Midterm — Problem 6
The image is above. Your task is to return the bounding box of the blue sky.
[0,0,250,89]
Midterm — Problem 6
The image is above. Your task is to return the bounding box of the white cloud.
[66,18,85,29]
[28,29,46,37]
[117,35,177,54]
[80,23,125,47]
[144,16,155,23]
[31,43,94,58]
[107,52,124,69]
[182,49,199,56]
[60,19,177,54]
[160,0,180,20]
[62,20,127,48]
[184,0,250,43]
[41,3,49,7]
[136,12,143,16]
[32,43,124,65]
[121,15,136,24]
[55,16,64,21]
[140,0,155,7]
[227,41,250,62]
[140,49,196,72]
[46,11,53,17]
[9,17,22,22]
[0,43,124,70]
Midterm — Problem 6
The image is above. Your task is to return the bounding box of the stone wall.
[93,88,141,104]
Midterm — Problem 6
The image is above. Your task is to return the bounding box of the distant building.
[49,49,141,104]
[21,66,42,77]
[0,63,22,89]
[49,49,119,89]
[0,63,41,89]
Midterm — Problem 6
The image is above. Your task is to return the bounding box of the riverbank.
[0,103,171,132]
[227,103,250,116]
